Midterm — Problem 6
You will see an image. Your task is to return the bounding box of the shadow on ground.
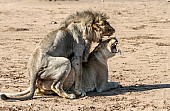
[87,84,170,97]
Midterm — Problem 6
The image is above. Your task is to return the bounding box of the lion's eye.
[95,23,101,27]
[100,21,108,26]
[95,20,108,28]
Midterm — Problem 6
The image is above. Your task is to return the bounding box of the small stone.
[51,21,57,24]
[27,103,32,106]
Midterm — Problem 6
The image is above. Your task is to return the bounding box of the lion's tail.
[0,73,37,101]
[0,87,30,97]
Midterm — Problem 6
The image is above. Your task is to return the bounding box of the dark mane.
[59,10,109,28]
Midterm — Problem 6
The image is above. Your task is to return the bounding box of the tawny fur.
[37,37,121,95]
[0,10,115,101]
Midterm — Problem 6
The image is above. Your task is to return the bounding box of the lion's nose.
[114,37,118,43]
[108,27,115,35]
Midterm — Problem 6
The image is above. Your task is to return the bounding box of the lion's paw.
[68,94,76,99]
[0,94,8,100]
[111,82,121,88]
[80,91,86,97]
[74,89,86,97]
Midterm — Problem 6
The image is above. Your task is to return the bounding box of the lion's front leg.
[71,56,86,97]
[96,82,121,93]
[82,40,92,62]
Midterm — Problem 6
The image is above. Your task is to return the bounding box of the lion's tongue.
[111,45,118,53]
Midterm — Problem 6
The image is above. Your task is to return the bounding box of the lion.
[0,10,115,101]
[35,37,121,95]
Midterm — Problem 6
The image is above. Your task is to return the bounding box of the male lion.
[0,10,115,101]
[35,37,121,95]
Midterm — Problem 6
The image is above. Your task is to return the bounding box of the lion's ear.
[95,16,100,23]
[106,39,112,43]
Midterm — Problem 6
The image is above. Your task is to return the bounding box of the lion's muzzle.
[108,26,115,36]
[111,37,120,53]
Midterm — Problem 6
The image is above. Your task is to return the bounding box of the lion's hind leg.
[50,61,76,99]
[51,80,76,99]
[40,57,76,99]
[36,80,54,95]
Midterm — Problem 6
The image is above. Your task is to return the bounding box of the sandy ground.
[0,0,170,110]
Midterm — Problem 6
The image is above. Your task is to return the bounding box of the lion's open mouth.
[111,42,119,53]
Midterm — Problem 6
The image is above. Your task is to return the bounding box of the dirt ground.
[0,0,170,110]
